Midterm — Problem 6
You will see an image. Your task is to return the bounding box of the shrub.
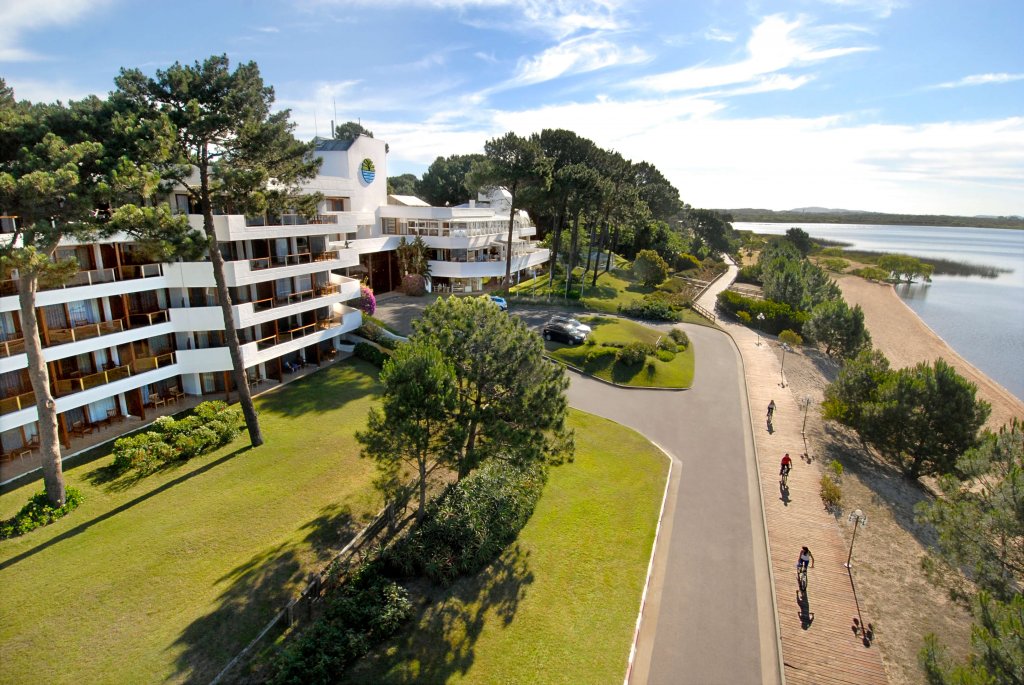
[616,341,654,366]
[715,290,808,334]
[355,284,376,316]
[633,249,670,286]
[669,328,690,348]
[821,257,849,273]
[270,561,412,685]
[827,459,844,483]
[400,273,426,296]
[736,265,762,285]
[110,401,241,473]
[621,298,682,322]
[675,252,702,272]
[657,338,678,353]
[820,474,843,513]
[737,311,751,324]
[852,266,890,282]
[354,342,388,368]
[656,349,675,362]
[778,329,803,347]
[111,431,177,472]
[820,247,844,257]
[383,462,546,585]
[0,486,84,539]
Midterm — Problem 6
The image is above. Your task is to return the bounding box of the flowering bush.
[356,284,376,316]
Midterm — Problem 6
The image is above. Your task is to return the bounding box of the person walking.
[767,399,776,419]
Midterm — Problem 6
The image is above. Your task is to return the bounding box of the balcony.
[248,251,341,271]
[51,353,176,398]
[254,316,343,351]
[0,390,35,416]
[127,309,169,327]
[249,284,342,313]
[0,337,26,358]
[48,319,125,346]
[0,263,164,300]
[245,214,339,227]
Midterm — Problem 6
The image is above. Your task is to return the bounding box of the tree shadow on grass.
[171,502,362,684]
[345,544,535,684]
[257,360,381,419]
[0,445,251,573]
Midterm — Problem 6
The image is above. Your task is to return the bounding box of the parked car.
[542,321,587,345]
[548,315,591,334]
[489,295,508,311]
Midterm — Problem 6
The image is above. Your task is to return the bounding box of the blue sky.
[3,0,1023,216]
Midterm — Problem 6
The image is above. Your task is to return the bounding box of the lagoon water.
[735,222,1024,401]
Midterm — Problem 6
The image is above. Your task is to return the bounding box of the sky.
[2,0,1023,217]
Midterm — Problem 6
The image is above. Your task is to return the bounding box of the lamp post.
[756,312,765,346]
[845,508,867,568]
[780,342,791,387]
[801,395,813,437]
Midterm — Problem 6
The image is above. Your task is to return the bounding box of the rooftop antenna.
[330,120,334,139]
[333,98,338,136]
[314,111,319,139]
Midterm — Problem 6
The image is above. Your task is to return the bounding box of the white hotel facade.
[0,135,548,464]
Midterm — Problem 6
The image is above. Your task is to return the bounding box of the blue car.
[489,295,508,311]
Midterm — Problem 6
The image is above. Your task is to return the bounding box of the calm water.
[736,222,1024,401]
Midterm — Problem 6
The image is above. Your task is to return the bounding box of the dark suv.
[542,321,587,345]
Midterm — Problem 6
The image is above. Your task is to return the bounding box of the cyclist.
[780,453,793,482]
[797,546,814,572]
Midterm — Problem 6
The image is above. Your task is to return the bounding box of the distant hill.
[718,207,1024,230]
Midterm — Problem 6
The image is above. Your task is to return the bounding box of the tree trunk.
[546,199,567,301]
[417,456,427,523]
[591,223,609,288]
[503,185,518,295]
[18,270,65,506]
[564,212,581,300]
[605,228,618,273]
[460,392,485,480]
[581,220,598,294]
[200,164,264,448]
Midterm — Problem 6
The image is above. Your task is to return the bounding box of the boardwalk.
[699,264,888,685]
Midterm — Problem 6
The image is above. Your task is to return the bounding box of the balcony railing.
[0,390,35,416]
[250,283,343,312]
[117,264,163,280]
[0,337,26,357]
[248,251,341,271]
[127,309,169,327]
[1,262,164,296]
[245,214,339,227]
[253,315,343,350]
[48,319,125,346]
[51,353,175,397]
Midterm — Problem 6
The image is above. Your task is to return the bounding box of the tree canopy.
[418,153,483,207]
[409,296,573,478]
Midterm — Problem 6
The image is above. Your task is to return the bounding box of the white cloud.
[814,0,903,19]
[255,26,281,33]
[0,0,115,62]
[929,73,1024,89]
[632,14,873,93]
[4,77,97,103]
[704,27,736,43]
[504,36,649,88]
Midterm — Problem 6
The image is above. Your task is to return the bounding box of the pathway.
[699,260,889,685]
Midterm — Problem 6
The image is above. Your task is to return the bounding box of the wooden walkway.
[699,264,889,684]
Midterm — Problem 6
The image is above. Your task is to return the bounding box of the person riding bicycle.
[780,453,793,478]
[797,546,814,572]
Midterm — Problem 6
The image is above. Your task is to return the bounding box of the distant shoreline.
[836,275,1024,430]
[725,212,1024,230]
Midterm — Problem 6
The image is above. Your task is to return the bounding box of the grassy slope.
[547,317,695,388]
[0,362,382,685]
[346,409,669,684]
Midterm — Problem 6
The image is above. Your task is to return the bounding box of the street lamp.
[845,509,868,568]
[779,342,791,387]
[756,313,765,346]
[801,395,813,437]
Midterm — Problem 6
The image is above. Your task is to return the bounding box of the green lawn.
[547,316,695,388]
[345,409,669,684]
[0,362,384,685]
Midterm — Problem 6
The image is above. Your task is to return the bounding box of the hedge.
[1,486,84,539]
[716,290,808,334]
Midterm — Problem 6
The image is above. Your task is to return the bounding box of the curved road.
[566,323,780,685]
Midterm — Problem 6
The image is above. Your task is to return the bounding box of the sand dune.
[837,275,1024,430]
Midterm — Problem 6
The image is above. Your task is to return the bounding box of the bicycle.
[797,564,808,592]
[780,464,791,487]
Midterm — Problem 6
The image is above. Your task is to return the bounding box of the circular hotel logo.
[360,158,376,184]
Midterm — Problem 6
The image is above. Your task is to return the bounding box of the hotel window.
[326,197,347,212]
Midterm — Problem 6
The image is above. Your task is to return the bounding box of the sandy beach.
[837,275,1024,430]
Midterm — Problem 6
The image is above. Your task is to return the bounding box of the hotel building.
[0,135,548,475]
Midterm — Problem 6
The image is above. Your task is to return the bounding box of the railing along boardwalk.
[735,322,888,685]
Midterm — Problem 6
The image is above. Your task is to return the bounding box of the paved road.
[566,323,780,685]
[375,294,781,683]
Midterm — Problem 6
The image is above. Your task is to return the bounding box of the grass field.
[0,362,383,685]
[547,317,695,388]
[344,409,669,684]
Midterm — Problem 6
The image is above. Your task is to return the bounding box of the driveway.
[373,295,780,684]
